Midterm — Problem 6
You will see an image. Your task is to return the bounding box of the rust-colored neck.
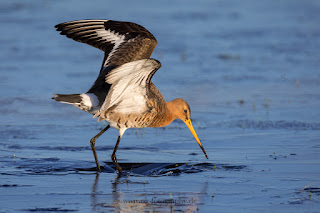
[148,100,177,128]
[164,100,178,123]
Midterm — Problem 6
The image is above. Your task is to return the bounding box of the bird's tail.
[52,94,82,104]
[52,93,99,114]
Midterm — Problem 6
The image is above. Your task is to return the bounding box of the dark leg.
[111,135,122,174]
[90,125,110,172]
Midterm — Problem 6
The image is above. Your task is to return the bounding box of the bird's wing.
[55,19,157,71]
[94,59,161,120]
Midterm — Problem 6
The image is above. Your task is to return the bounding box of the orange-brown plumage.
[53,19,208,174]
[149,98,208,159]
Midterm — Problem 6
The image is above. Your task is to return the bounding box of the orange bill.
[184,119,209,159]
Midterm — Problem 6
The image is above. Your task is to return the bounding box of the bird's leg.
[90,125,110,172]
[111,135,122,174]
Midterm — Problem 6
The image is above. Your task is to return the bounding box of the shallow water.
[1,0,320,212]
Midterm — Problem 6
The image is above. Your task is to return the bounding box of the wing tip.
[149,58,161,69]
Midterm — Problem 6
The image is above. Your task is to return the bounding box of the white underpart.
[118,127,127,137]
[81,93,99,112]
[98,59,160,115]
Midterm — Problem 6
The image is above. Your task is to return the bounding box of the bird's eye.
[184,109,188,114]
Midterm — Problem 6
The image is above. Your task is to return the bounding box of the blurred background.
[1,0,320,123]
[1,0,320,212]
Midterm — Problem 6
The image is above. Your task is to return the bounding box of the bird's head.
[169,98,208,159]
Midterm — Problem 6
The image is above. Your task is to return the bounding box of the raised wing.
[94,59,161,121]
[55,19,157,70]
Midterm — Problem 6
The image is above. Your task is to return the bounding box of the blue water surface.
[0,0,320,212]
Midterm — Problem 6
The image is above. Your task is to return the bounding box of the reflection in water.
[90,174,98,212]
[90,173,209,212]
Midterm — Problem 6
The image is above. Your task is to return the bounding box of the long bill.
[184,119,209,159]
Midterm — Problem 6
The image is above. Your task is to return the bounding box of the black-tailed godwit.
[53,20,208,173]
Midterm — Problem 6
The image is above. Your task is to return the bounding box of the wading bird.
[53,19,208,173]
